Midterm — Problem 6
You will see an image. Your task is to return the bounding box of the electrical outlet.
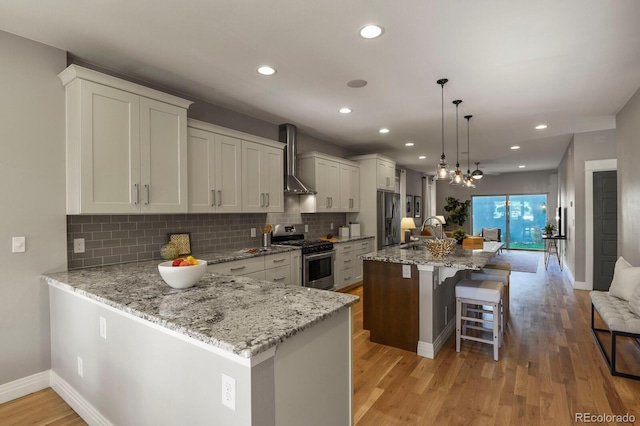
[221,373,236,411]
[77,356,83,377]
[330,223,334,230]
[250,228,256,238]
[74,238,85,254]
[304,224,309,233]
[100,317,107,339]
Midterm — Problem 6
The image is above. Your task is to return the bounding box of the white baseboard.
[417,320,456,359]
[573,280,590,291]
[50,371,113,426]
[0,370,50,404]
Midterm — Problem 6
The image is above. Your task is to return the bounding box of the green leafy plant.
[543,222,556,235]
[444,196,471,227]
[451,228,467,243]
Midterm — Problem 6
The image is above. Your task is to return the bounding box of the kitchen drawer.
[336,255,354,271]
[207,256,264,276]
[354,239,372,255]
[264,252,291,269]
[336,243,354,255]
[336,267,355,290]
[265,265,291,285]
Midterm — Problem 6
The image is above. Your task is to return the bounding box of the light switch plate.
[73,238,85,253]
[12,237,25,253]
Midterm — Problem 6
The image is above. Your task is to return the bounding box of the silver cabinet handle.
[211,190,216,207]
[266,193,270,207]
[344,276,352,281]
[344,259,352,263]
[218,190,222,207]
[273,276,286,282]
[230,266,246,271]
[145,184,150,205]
[134,184,140,205]
[343,246,352,249]
[261,193,265,207]
[273,258,286,263]
[326,197,330,208]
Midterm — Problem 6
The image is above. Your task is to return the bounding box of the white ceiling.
[2,0,639,175]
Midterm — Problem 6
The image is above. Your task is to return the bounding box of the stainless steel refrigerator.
[377,191,401,249]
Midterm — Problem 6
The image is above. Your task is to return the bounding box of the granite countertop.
[332,235,374,244]
[42,260,358,359]
[196,245,297,265]
[360,241,503,270]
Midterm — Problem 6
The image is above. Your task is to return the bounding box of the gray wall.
[616,86,640,265]
[435,170,559,234]
[0,31,67,385]
[557,130,616,282]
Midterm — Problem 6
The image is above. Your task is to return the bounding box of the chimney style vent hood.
[279,123,317,194]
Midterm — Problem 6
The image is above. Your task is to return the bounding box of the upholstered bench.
[590,291,640,380]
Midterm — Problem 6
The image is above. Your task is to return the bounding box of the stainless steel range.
[272,224,335,290]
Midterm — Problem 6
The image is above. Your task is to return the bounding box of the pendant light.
[450,99,464,185]
[472,162,484,180]
[463,115,476,188]
[436,79,449,179]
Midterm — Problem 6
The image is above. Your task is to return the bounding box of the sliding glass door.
[472,194,547,250]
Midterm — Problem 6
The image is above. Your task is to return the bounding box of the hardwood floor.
[348,252,640,425]
[3,251,639,425]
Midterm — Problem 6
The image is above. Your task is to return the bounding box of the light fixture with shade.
[463,114,476,188]
[400,217,416,243]
[450,99,464,185]
[436,79,449,179]
[472,162,484,180]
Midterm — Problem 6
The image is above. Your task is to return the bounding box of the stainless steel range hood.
[279,123,317,194]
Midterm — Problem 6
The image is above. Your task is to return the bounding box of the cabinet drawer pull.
[344,259,352,263]
[260,193,265,207]
[265,193,270,207]
[211,190,216,207]
[218,190,222,207]
[273,276,286,282]
[134,183,140,205]
[230,266,246,271]
[344,276,352,281]
[273,258,286,263]
[343,246,351,249]
[145,184,150,205]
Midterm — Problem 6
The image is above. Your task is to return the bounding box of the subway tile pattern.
[67,208,348,269]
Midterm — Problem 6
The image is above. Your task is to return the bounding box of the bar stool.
[456,279,505,361]
[471,269,510,325]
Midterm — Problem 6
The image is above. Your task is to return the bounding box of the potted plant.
[451,228,467,244]
[444,196,471,228]
[543,222,555,236]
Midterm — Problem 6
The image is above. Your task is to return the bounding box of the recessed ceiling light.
[418,155,426,160]
[518,165,526,168]
[511,145,520,150]
[339,107,352,114]
[379,128,390,134]
[256,66,276,76]
[359,24,385,39]
[535,124,548,130]
[405,142,414,147]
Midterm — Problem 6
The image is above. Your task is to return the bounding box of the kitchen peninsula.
[41,259,357,426]
[360,241,502,359]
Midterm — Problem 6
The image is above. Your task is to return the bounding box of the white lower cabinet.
[334,238,374,290]
[207,252,294,285]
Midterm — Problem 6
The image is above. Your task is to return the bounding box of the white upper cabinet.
[377,158,396,191]
[241,140,284,213]
[188,126,242,213]
[298,152,359,213]
[59,65,192,214]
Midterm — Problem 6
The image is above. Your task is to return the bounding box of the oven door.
[303,250,335,290]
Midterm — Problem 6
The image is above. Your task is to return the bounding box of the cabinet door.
[263,145,284,212]
[377,159,395,190]
[353,239,373,282]
[140,97,188,213]
[290,250,302,286]
[79,81,140,213]
[339,164,359,211]
[350,166,360,211]
[241,140,265,212]
[313,158,330,211]
[188,128,215,212]
[215,134,242,212]
[265,265,291,285]
[326,160,340,210]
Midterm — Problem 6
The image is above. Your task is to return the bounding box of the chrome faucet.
[421,216,445,239]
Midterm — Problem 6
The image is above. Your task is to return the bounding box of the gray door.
[593,170,617,291]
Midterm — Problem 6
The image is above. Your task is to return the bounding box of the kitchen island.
[360,241,502,359]
[41,260,358,426]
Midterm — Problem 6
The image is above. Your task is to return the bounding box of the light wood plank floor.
[348,252,640,425]
[3,251,639,425]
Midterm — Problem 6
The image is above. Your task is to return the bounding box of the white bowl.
[158,260,207,289]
